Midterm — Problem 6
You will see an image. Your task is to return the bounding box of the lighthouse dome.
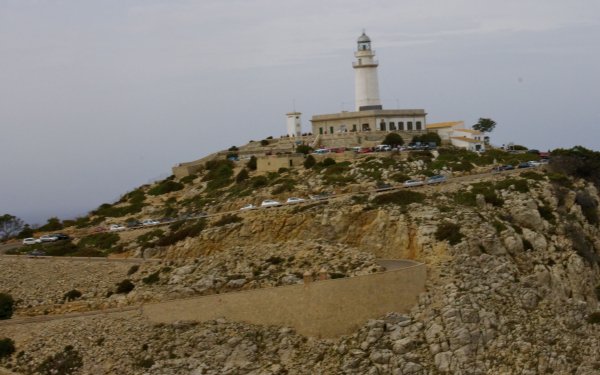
[357,32,371,43]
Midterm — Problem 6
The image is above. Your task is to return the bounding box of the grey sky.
[1,0,599,225]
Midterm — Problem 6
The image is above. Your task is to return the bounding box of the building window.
[319,127,323,135]
[352,124,357,132]
[362,123,370,131]
[330,126,334,134]
[398,122,404,131]
[389,122,396,130]
[407,122,413,131]
[379,121,386,131]
[416,121,422,130]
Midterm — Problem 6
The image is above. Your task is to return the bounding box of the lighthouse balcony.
[352,61,378,68]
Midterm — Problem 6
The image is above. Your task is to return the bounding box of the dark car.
[27,249,46,257]
[50,233,70,241]
[126,220,142,228]
[375,182,394,192]
[517,162,531,169]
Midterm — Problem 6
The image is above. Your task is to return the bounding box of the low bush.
[382,132,404,146]
[567,224,599,264]
[156,219,206,247]
[78,232,119,250]
[40,241,80,257]
[575,191,599,225]
[271,179,296,194]
[142,272,160,285]
[495,178,529,193]
[93,202,144,218]
[588,312,600,324]
[148,180,184,196]
[296,145,313,154]
[136,229,165,249]
[521,171,545,181]
[304,155,316,169]
[180,174,197,184]
[321,157,336,167]
[435,222,463,245]
[213,214,243,227]
[115,279,135,294]
[127,265,140,276]
[0,338,15,359]
[63,289,82,302]
[492,220,507,233]
[246,156,257,171]
[0,293,14,320]
[236,169,250,183]
[537,205,555,223]
[372,190,425,206]
[36,345,83,375]
[203,159,234,191]
[260,139,270,146]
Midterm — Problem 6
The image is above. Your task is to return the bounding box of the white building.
[426,121,487,151]
[286,112,302,137]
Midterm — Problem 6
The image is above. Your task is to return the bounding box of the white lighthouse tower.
[353,31,382,111]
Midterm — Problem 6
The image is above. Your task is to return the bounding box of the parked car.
[517,162,532,169]
[492,165,514,172]
[109,224,126,232]
[49,233,70,240]
[260,199,282,208]
[374,145,392,152]
[312,149,329,154]
[426,175,447,184]
[286,197,306,204]
[126,220,142,228]
[22,237,41,245]
[27,249,46,257]
[39,234,58,242]
[527,161,541,167]
[240,204,256,211]
[374,182,394,192]
[403,179,424,188]
[142,219,160,226]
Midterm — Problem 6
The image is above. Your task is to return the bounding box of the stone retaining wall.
[143,260,426,338]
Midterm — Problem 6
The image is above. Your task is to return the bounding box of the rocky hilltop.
[1,146,600,374]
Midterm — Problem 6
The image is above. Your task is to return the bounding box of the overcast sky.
[1,0,599,225]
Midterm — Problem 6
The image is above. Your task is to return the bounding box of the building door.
[319,127,323,135]
[380,121,386,131]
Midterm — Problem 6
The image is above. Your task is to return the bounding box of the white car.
[22,238,41,245]
[39,235,58,242]
[527,161,542,167]
[240,204,256,211]
[109,224,126,232]
[426,175,447,184]
[142,219,160,226]
[260,199,281,208]
[286,197,306,204]
[403,179,424,188]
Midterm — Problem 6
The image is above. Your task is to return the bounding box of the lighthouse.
[353,31,382,111]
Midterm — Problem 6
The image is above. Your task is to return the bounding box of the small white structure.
[426,121,486,151]
[286,112,302,137]
[353,31,382,111]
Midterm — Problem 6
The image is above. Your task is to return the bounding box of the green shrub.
[521,171,545,181]
[538,205,555,223]
[213,214,243,227]
[127,265,140,276]
[453,191,477,206]
[136,229,165,249]
[63,289,82,302]
[142,272,160,285]
[575,191,599,225]
[492,220,507,233]
[372,190,425,206]
[322,157,336,167]
[470,182,504,207]
[115,280,135,294]
[496,178,529,193]
[246,156,257,171]
[236,169,250,183]
[16,224,34,239]
[266,256,284,265]
[38,217,63,232]
[203,160,234,191]
[271,179,296,194]
[156,219,206,247]
[78,232,119,250]
[550,146,600,187]
[36,345,83,375]
[250,175,268,189]
[180,174,197,184]
[304,155,316,169]
[587,312,600,324]
[382,132,404,146]
[547,172,572,188]
[93,202,144,218]
[148,180,184,196]
[0,338,15,358]
[435,222,463,245]
[260,139,270,146]
[0,293,14,320]
[296,145,313,154]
